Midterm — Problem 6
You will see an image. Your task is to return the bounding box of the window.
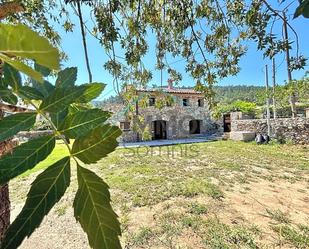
[183,98,189,106]
[120,121,130,131]
[198,99,204,107]
[149,97,155,106]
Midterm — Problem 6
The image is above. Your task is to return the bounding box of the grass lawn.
[10,140,309,249]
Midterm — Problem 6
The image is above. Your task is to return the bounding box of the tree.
[0,102,28,243]
[0,136,18,242]
[2,1,306,106]
[212,100,257,119]
[0,23,122,249]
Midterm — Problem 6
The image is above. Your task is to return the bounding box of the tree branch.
[75,1,93,83]
[261,0,300,57]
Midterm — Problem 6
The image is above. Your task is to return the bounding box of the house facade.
[104,85,218,142]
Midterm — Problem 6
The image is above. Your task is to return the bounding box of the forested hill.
[96,85,265,106]
[213,85,265,105]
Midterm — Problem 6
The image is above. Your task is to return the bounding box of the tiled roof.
[137,87,203,95]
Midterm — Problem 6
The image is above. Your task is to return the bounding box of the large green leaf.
[294,0,309,18]
[0,112,37,142]
[74,165,121,249]
[72,125,121,164]
[0,135,55,185]
[3,63,21,90]
[34,63,51,77]
[19,86,44,100]
[0,157,70,249]
[39,86,85,113]
[59,109,111,139]
[50,108,68,129]
[0,54,43,82]
[0,86,10,97]
[0,75,8,87]
[55,67,77,88]
[0,24,60,70]
[32,80,55,98]
[76,83,106,103]
[68,103,93,115]
[1,93,18,105]
[0,86,17,105]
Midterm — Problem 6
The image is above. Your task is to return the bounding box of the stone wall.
[231,118,309,144]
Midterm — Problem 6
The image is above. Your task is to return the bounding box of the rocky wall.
[231,118,309,144]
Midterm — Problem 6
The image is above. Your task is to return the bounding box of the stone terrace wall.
[231,118,309,144]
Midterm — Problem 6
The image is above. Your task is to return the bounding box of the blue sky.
[56,2,308,100]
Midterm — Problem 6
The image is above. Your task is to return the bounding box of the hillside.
[96,85,266,106]
[213,85,265,105]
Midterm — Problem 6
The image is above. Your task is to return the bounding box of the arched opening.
[152,120,167,140]
[189,120,201,134]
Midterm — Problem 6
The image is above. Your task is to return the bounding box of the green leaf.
[72,125,121,164]
[0,86,10,97]
[50,108,68,129]
[55,67,77,88]
[74,165,121,249]
[32,80,55,98]
[39,86,85,113]
[0,75,8,88]
[0,86,17,105]
[3,63,21,90]
[0,90,18,105]
[76,83,106,103]
[0,157,70,249]
[0,112,37,142]
[294,0,309,18]
[68,103,92,115]
[34,63,51,77]
[19,86,44,100]
[0,54,43,82]
[0,24,60,70]
[59,109,111,139]
[0,135,55,185]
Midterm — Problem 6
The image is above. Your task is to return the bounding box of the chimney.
[168,79,173,89]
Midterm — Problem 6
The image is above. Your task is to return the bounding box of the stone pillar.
[230,111,243,121]
[306,108,309,118]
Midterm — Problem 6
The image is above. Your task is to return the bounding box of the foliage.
[0,24,121,249]
[2,157,71,249]
[142,125,152,141]
[294,0,309,18]
[256,73,309,117]
[3,0,305,106]
[212,100,257,119]
[213,85,266,105]
[0,24,59,81]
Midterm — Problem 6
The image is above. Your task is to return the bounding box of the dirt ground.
[9,140,309,248]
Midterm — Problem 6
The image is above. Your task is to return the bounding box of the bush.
[212,101,257,119]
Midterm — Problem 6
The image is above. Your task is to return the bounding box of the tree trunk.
[0,183,10,242]
[0,110,18,242]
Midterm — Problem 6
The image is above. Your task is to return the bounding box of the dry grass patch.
[9,140,309,248]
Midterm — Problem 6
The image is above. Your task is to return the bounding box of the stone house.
[104,83,218,142]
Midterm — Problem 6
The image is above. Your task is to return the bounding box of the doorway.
[223,114,231,132]
[189,120,201,134]
[152,120,167,140]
